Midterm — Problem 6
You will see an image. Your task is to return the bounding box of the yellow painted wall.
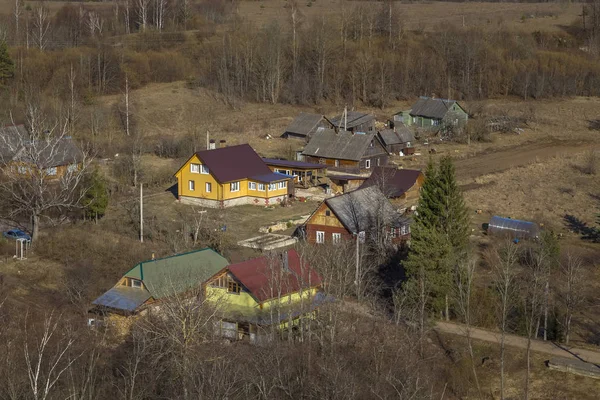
[206,283,318,310]
[307,203,345,228]
[176,155,290,201]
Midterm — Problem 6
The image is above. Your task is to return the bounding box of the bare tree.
[13,0,23,45]
[0,105,91,240]
[560,253,585,345]
[31,3,51,51]
[489,240,519,400]
[136,0,150,32]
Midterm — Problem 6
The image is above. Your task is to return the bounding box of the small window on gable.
[325,210,331,216]
[190,163,200,173]
[131,279,142,289]
[201,165,209,174]
[228,280,241,294]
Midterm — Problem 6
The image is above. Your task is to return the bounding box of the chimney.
[219,140,226,148]
[281,251,289,272]
[209,139,216,150]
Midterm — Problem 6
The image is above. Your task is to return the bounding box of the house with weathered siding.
[395,97,468,130]
[328,111,375,133]
[301,129,388,174]
[303,186,411,246]
[282,113,326,140]
[359,167,424,210]
[377,125,415,156]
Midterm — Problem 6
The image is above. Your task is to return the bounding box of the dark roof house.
[410,97,462,120]
[397,97,468,130]
[92,248,230,314]
[360,167,424,198]
[328,111,375,133]
[302,130,377,161]
[377,126,415,154]
[282,113,325,139]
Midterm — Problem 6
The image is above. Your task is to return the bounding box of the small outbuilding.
[282,113,326,140]
[487,216,540,239]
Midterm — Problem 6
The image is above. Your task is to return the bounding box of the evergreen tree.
[403,156,470,318]
[82,169,109,222]
[0,41,14,83]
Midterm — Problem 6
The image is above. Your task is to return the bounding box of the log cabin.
[359,167,425,211]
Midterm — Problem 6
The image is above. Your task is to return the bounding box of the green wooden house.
[394,97,468,130]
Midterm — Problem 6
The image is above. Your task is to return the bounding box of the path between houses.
[435,321,600,365]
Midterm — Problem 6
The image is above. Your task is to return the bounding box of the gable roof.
[324,186,408,233]
[377,126,415,146]
[228,249,322,303]
[193,144,274,183]
[0,124,82,167]
[360,167,423,198]
[329,111,375,130]
[124,248,229,299]
[302,129,380,161]
[284,113,323,137]
[263,158,327,170]
[92,286,152,312]
[410,97,463,119]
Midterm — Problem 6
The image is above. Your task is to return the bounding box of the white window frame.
[248,182,256,190]
[258,183,265,191]
[67,164,78,173]
[205,182,211,193]
[189,180,195,191]
[131,279,142,289]
[365,159,371,169]
[390,227,397,238]
[268,183,276,191]
[190,163,200,173]
[332,233,341,244]
[334,160,339,167]
[200,164,209,174]
[400,225,409,235]
[278,181,287,189]
[46,167,57,176]
[230,181,240,192]
[316,231,325,244]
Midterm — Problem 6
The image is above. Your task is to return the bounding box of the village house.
[205,249,325,342]
[301,129,388,174]
[263,158,328,188]
[175,144,293,208]
[281,112,326,140]
[395,97,468,130]
[303,186,411,246]
[377,124,416,156]
[91,248,229,319]
[328,111,376,133]
[0,124,83,179]
[359,166,425,211]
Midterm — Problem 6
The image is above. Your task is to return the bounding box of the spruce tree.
[438,155,470,255]
[82,169,109,222]
[0,41,14,83]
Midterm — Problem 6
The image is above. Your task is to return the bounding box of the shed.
[282,113,325,140]
[328,111,375,133]
[487,216,540,239]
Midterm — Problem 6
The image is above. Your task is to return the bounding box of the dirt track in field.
[454,140,594,183]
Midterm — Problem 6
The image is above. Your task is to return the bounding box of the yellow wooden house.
[174,144,293,208]
[204,249,325,342]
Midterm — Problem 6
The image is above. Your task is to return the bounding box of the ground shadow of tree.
[564,214,600,243]
[587,120,600,131]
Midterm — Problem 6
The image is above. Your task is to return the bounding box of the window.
[400,225,409,235]
[67,164,78,173]
[189,180,195,191]
[278,181,287,189]
[334,160,339,167]
[286,170,291,175]
[377,158,381,166]
[17,166,30,174]
[332,233,341,244]
[46,167,57,176]
[258,183,265,191]
[190,163,200,173]
[268,183,276,191]
[131,279,142,289]
[230,181,240,192]
[200,164,209,174]
[406,141,411,148]
[365,159,371,169]
[390,227,397,238]
[316,231,325,244]
[205,182,212,193]
[248,182,256,190]
[228,280,241,294]
[325,210,331,216]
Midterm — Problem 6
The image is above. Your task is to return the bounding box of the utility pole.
[355,232,360,297]
[206,130,209,150]
[140,183,144,243]
[344,106,347,131]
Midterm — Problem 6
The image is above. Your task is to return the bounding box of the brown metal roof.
[228,249,322,302]
[195,144,273,183]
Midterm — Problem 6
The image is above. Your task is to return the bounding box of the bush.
[582,149,598,175]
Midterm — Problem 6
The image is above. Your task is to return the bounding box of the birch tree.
[31,3,51,51]
[560,253,585,345]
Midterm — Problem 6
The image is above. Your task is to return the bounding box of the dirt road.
[454,141,591,182]
[436,321,600,365]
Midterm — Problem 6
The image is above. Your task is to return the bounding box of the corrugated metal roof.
[360,167,423,198]
[250,172,291,183]
[329,111,375,130]
[301,129,376,161]
[228,249,322,303]
[124,248,229,299]
[325,186,409,233]
[195,144,273,183]
[410,97,461,119]
[284,113,323,137]
[263,158,327,170]
[92,286,152,312]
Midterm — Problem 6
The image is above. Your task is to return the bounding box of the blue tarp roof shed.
[488,216,540,239]
[92,287,152,312]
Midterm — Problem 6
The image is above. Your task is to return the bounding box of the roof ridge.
[139,247,219,267]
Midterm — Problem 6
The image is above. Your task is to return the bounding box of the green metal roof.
[124,248,229,299]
